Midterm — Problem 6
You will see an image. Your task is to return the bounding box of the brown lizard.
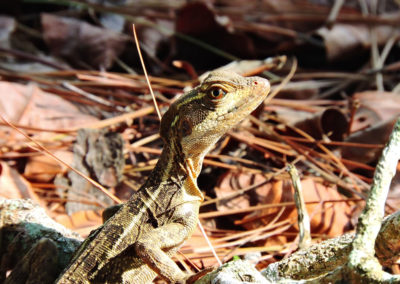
[56,71,270,283]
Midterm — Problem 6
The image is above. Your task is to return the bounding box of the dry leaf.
[316,24,398,62]
[353,91,400,126]
[174,2,254,69]
[41,14,129,69]
[216,172,352,238]
[0,82,98,135]
[292,108,348,141]
[0,162,37,201]
[24,151,73,183]
[342,117,396,164]
[341,91,400,164]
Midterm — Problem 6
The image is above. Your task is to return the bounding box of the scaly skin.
[56,71,270,284]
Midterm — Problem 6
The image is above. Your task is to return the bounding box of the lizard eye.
[207,87,227,100]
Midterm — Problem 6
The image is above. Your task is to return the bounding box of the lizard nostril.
[254,81,258,85]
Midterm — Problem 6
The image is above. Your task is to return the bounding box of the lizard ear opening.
[180,117,192,137]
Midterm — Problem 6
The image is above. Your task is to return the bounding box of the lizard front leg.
[134,201,200,283]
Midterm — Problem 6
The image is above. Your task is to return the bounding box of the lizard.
[56,70,270,284]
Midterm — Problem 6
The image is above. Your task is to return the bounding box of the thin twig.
[326,0,344,27]
[288,164,311,250]
[0,46,67,70]
[62,82,125,112]
[198,223,222,267]
[265,57,297,104]
[132,24,162,120]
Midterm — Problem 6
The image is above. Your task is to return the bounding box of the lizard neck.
[141,140,204,203]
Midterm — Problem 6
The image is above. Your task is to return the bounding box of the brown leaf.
[353,91,400,126]
[24,151,72,183]
[0,82,98,133]
[174,2,254,69]
[0,161,38,201]
[341,91,400,164]
[216,172,352,237]
[316,24,398,62]
[342,117,396,164]
[41,14,128,69]
[291,108,348,141]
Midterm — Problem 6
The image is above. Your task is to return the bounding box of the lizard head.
[160,71,270,172]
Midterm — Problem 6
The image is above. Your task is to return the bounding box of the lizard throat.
[142,140,204,204]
